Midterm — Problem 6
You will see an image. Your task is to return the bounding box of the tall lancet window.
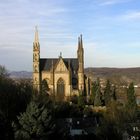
[57,78,65,99]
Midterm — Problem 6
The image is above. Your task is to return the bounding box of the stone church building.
[33,27,91,98]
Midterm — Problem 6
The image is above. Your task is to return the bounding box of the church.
[33,27,91,99]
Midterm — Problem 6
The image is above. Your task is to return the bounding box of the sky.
[0,0,140,71]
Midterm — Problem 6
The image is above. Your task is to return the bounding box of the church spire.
[80,34,83,49]
[34,26,39,43]
[77,34,84,60]
[77,34,83,51]
[33,26,40,92]
[78,36,81,50]
[77,34,84,91]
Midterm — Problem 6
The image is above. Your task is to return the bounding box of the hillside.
[85,67,140,85]
[85,67,140,101]
[9,67,140,85]
[9,68,140,100]
[9,71,32,79]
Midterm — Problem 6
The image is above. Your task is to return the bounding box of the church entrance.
[57,78,65,100]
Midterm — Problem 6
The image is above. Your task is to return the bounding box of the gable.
[55,58,68,72]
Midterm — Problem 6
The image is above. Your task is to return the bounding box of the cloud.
[0,0,140,70]
[120,11,140,20]
[99,0,131,6]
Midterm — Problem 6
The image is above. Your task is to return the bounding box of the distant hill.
[9,71,32,79]
[9,68,140,102]
[85,67,140,85]
[9,67,140,85]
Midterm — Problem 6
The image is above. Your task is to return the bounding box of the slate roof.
[40,58,79,72]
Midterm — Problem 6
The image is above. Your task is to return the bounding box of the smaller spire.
[80,34,83,48]
[78,37,81,50]
[80,34,82,39]
[34,26,39,43]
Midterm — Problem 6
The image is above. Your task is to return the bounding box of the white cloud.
[0,0,140,70]
[120,11,140,20]
[99,0,131,6]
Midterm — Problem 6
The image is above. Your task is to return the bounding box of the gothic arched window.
[57,78,65,99]
[72,78,78,89]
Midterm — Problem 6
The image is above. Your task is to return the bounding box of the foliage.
[0,65,33,140]
[78,92,86,108]
[89,78,102,106]
[33,93,53,108]
[104,80,112,106]
[69,104,83,117]
[83,106,94,117]
[1,65,140,139]
[0,65,9,78]
[94,90,102,106]
[126,82,137,109]
[96,101,127,140]
[69,95,78,104]
[13,95,72,140]
[89,81,98,104]
[13,99,55,140]
[41,79,50,95]
[94,78,102,106]
[54,101,71,118]
[0,78,32,122]
[112,86,117,101]
[0,111,14,140]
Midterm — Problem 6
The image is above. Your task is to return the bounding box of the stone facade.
[33,27,91,98]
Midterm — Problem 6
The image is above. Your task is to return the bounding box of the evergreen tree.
[0,65,9,78]
[94,78,102,106]
[89,81,97,104]
[104,80,112,106]
[126,82,137,109]
[90,78,101,106]
[78,90,85,108]
[112,86,117,101]
[13,100,55,140]
[94,89,102,106]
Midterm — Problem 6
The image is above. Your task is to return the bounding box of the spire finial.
[34,26,39,43]
[80,34,83,48]
[80,34,82,39]
[78,36,81,50]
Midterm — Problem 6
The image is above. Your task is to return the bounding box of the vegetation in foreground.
[0,65,140,140]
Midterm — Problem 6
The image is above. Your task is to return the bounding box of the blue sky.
[0,0,140,71]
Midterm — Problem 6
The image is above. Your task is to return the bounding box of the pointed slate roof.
[40,58,79,72]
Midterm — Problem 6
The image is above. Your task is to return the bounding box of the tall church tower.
[33,26,40,92]
[77,35,84,92]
